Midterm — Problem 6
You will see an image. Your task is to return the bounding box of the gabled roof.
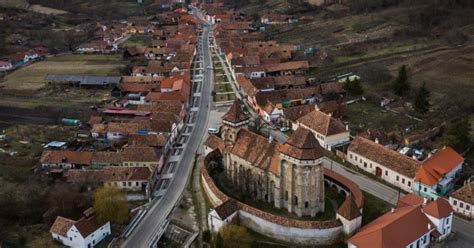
[214,199,239,220]
[297,110,347,136]
[50,216,75,237]
[204,134,225,151]
[222,100,249,124]
[230,129,281,175]
[348,205,436,248]
[280,128,326,160]
[423,198,453,219]
[451,181,474,205]
[348,136,421,178]
[397,194,424,208]
[74,215,103,238]
[337,194,361,220]
[416,147,464,186]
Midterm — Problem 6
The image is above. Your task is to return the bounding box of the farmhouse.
[293,110,350,150]
[449,180,474,218]
[347,136,421,192]
[50,209,111,248]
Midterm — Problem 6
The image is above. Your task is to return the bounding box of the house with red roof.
[50,208,111,248]
[414,147,464,200]
[348,194,453,247]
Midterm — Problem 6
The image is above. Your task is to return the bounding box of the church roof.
[337,194,361,220]
[229,129,281,175]
[280,128,326,160]
[222,100,249,124]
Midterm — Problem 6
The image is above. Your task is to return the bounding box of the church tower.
[278,128,326,217]
[220,100,250,147]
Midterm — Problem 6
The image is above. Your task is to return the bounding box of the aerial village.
[0,0,472,248]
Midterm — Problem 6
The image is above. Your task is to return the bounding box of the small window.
[364,162,367,168]
[424,187,427,192]
[285,191,288,201]
[385,171,388,176]
[396,175,399,181]
[136,182,139,186]
[294,196,298,205]
[122,182,126,186]
[350,154,353,159]
[460,202,464,208]
[128,182,132,187]
[466,205,470,210]
[305,201,309,208]
[370,163,372,168]
[402,178,405,184]
[408,181,411,187]
[453,200,457,206]
[70,237,72,241]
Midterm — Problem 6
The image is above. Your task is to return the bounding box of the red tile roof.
[416,147,464,186]
[348,205,436,248]
[280,128,326,160]
[423,198,453,219]
[297,110,347,136]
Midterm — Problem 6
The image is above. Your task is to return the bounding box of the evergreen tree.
[343,77,363,96]
[393,65,409,96]
[414,82,430,114]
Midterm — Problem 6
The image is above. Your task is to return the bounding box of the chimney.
[375,138,379,144]
[269,135,273,144]
[346,125,349,131]
[428,223,431,230]
[428,153,432,158]
[423,197,428,205]
[391,208,394,213]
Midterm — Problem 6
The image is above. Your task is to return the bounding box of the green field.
[122,34,153,47]
[0,0,27,8]
[2,54,126,85]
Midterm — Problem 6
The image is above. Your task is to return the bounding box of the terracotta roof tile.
[230,129,281,175]
[204,135,225,151]
[41,151,93,165]
[397,194,425,208]
[337,194,361,220]
[297,110,347,136]
[214,199,239,219]
[423,198,453,219]
[74,215,102,238]
[416,147,464,186]
[348,136,421,178]
[222,100,249,124]
[280,128,326,160]
[282,104,316,121]
[451,181,474,205]
[50,216,75,237]
[348,205,436,248]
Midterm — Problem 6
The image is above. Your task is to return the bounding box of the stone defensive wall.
[200,153,364,245]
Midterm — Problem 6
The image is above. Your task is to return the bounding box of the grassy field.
[362,191,393,225]
[0,0,27,8]
[2,54,126,85]
[344,101,421,134]
[122,34,153,47]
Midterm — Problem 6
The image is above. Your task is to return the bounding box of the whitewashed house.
[423,198,454,240]
[50,209,111,248]
[449,180,474,219]
[293,110,350,150]
[0,60,13,71]
[208,200,239,233]
[347,136,421,192]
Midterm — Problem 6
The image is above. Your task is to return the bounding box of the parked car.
[208,128,219,134]
[280,127,290,132]
[173,143,183,148]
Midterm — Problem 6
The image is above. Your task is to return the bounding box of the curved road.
[121,7,213,248]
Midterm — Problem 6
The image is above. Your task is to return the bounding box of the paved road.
[121,7,213,248]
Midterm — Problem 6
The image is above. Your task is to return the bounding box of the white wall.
[208,210,237,233]
[347,151,414,192]
[406,232,431,248]
[425,213,452,240]
[239,210,342,245]
[449,197,473,218]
